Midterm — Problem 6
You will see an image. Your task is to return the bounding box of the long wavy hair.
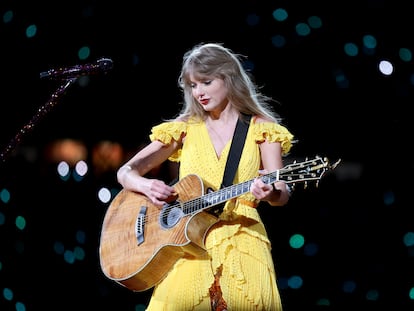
[176,42,282,124]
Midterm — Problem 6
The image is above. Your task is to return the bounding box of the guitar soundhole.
[159,204,184,229]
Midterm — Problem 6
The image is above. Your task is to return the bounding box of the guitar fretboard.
[181,170,281,215]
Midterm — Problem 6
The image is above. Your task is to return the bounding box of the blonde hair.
[176,42,282,124]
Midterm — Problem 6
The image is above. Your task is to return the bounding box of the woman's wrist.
[273,182,292,195]
[268,182,291,206]
[272,183,281,194]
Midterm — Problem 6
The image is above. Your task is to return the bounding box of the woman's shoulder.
[250,115,295,152]
[252,115,271,124]
[251,115,282,125]
[251,116,292,135]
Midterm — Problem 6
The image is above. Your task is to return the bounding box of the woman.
[116,42,295,310]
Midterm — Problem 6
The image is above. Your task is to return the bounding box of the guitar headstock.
[280,155,341,189]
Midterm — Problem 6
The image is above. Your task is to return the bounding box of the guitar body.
[99,174,220,292]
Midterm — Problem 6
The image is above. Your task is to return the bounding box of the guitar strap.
[221,114,252,188]
[209,114,252,311]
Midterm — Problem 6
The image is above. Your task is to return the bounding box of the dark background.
[1,1,413,310]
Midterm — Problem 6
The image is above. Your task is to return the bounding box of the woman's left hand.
[250,170,277,201]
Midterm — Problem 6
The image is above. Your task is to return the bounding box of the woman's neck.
[207,105,239,123]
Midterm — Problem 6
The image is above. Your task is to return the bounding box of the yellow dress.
[146,116,294,311]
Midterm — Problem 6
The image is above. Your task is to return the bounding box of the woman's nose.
[194,85,205,96]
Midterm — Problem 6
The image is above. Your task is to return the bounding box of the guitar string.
[136,157,329,224]
[138,170,303,224]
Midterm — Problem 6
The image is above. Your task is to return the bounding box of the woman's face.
[189,74,229,112]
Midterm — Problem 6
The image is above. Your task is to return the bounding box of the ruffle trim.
[149,121,188,162]
[252,122,294,155]
[207,224,274,302]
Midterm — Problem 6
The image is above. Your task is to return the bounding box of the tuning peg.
[330,158,342,170]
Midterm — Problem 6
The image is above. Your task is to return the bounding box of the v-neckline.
[203,122,232,160]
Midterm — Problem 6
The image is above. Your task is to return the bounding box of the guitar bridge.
[135,206,147,245]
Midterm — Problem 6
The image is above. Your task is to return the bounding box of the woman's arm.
[117,140,180,207]
[251,140,291,206]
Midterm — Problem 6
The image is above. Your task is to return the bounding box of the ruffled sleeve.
[149,121,187,162]
[253,122,294,155]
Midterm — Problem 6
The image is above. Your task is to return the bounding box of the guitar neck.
[180,156,339,216]
[182,170,280,215]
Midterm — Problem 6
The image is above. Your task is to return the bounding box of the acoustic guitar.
[99,156,340,292]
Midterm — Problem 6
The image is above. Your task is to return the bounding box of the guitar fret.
[220,189,227,201]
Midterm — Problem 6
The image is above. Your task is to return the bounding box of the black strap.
[221,114,252,188]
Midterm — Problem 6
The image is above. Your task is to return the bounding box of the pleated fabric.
[146,117,294,311]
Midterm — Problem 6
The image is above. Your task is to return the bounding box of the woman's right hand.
[143,178,177,207]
